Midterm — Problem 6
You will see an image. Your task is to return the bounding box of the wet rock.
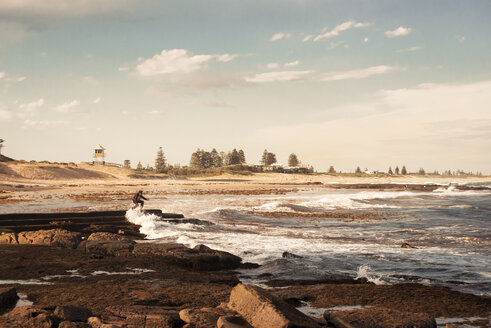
[87,232,131,242]
[401,242,417,249]
[78,240,135,257]
[106,305,183,328]
[132,243,242,271]
[324,306,436,328]
[240,262,260,269]
[6,306,53,328]
[54,305,92,322]
[217,315,253,328]
[282,251,303,259]
[179,308,220,327]
[17,229,82,248]
[0,287,18,313]
[228,284,320,328]
[0,232,18,245]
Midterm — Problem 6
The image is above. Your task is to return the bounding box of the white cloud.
[54,100,79,113]
[0,109,13,121]
[83,76,99,86]
[0,72,5,79]
[364,37,368,43]
[313,20,370,42]
[321,65,404,81]
[284,60,299,67]
[148,110,161,115]
[267,63,279,69]
[328,40,347,49]
[93,97,101,104]
[16,76,26,82]
[385,26,413,38]
[245,70,313,83]
[457,36,465,42]
[118,67,129,71]
[19,98,45,114]
[396,46,424,53]
[270,33,292,41]
[136,49,237,76]
[302,35,313,42]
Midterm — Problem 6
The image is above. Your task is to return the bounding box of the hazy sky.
[1,0,490,173]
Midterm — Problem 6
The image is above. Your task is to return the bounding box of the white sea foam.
[356,264,387,285]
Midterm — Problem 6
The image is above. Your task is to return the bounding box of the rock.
[217,315,253,328]
[87,232,131,242]
[0,232,18,245]
[228,284,320,328]
[78,240,135,257]
[59,321,91,328]
[401,242,417,249]
[54,305,92,322]
[0,287,18,313]
[282,251,303,259]
[132,243,242,271]
[240,262,260,269]
[88,316,120,328]
[7,306,53,328]
[106,305,183,328]
[324,307,436,328]
[445,324,461,328]
[17,229,82,248]
[179,308,220,327]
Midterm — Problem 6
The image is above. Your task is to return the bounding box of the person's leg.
[138,200,144,208]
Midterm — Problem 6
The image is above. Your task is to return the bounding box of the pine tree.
[238,149,246,164]
[155,147,167,173]
[190,150,201,168]
[395,166,400,175]
[388,166,393,175]
[261,149,268,165]
[266,152,277,165]
[123,160,131,169]
[355,166,362,174]
[210,148,222,167]
[418,168,426,175]
[136,161,143,171]
[230,149,240,165]
[288,153,299,167]
[401,166,407,175]
[328,166,336,174]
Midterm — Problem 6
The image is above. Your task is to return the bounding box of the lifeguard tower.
[0,139,4,155]
[93,144,106,165]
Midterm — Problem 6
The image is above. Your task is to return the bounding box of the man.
[132,190,148,209]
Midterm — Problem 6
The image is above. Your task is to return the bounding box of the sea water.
[126,184,491,296]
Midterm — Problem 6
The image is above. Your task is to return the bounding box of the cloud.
[0,109,13,121]
[23,119,67,128]
[83,76,99,86]
[136,49,237,76]
[0,21,31,47]
[245,70,313,83]
[148,110,161,115]
[328,40,347,49]
[312,20,370,42]
[54,100,79,112]
[270,33,292,41]
[267,63,279,69]
[457,35,465,42]
[93,97,101,104]
[396,46,423,53]
[19,98,45,115]
[364,37,368,43]
[204,101,235,109]
[0,72,5,79]
[284,60,299,67]
[118,66,129,72]
[16,76,27,82]
[302,35,313,42]
[385,26,413,38]
[321,65,404,81]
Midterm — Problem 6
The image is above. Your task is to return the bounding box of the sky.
[0,0,490,173]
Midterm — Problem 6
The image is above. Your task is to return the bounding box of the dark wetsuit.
[132,192,148,208]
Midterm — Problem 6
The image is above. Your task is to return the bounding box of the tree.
[388,166,393,175]
[395,166,400,175]
[261,149,269,165]
[266,152,277,165]
[355,166,362,174]
[328,166,336,174]
[210,148,222,167]
[401,166,407,175]
[229,149,240,165]
[155,147,167,173]
[418,168,426,175]
[190,150,201,168]
[123,160,131,169]
[288,153,299,167]
[238,149,246,164]
[136,161,143,171]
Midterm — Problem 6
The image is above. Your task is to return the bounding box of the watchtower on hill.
[93,144,106,164]
[0,139,4,155]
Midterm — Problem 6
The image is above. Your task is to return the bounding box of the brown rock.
[0,287,18,313]
[88,317,120,328]
[106,305,183,328]
[228,284,320,328]
[179,308,220,327]
[132,243,242,271]
[59,321,91,328]
[78,240,135,257]
[324,306,436,328]
[7,306,53,328]
[401,242,417,249]
[87,232,131,242]
[54,305,92,322]
[0,232,17,245]
[217,315,253,328]
[17,229,82,248]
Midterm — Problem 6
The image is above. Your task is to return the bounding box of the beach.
[1,162,490,327]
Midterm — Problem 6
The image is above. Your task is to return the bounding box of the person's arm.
[141,195,148,200]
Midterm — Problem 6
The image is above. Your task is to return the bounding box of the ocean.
[126,184,491,296]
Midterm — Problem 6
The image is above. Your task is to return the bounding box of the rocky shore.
[1,211,490,328]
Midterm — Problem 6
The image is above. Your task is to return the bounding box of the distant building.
[93,144,106,164]
[263,164,284,172]
[287,165,314,174]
